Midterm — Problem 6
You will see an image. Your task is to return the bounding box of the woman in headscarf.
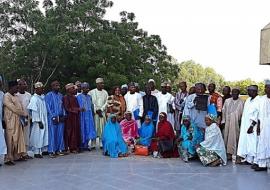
[120,111,138,144]
[137,115,154,147]
[196,114,227,166]
[102,114,128,158]
[178,115,204,162]
[151,112,179,158]
[107,86,126,122]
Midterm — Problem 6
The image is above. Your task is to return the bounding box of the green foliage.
[176,60,225,91]
[0,0,178,92]
[226,79,265,95]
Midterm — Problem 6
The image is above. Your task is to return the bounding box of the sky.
[104,0,270,82]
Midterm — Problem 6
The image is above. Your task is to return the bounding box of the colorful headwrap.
[206,114,217,122]
[182,115,191,121]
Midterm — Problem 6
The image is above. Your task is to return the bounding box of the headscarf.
[157,112,175,140]
[206,114,217,123]
[102,114,127,158]
[138,115,154,146]
[120,112,138,141]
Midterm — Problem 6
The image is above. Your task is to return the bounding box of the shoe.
[251,164,259,169]
[49,153,57,158]
[34,154,43,158]
[16,157,27,161]
[254,167,267,172]
[56,152,65,156]
[42,152,49,156]
[5,161,15,166]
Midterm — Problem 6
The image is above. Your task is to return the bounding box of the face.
[97,82,104,90]
[135,86,139,92]
[222,86,231,96]
[183,119,190,127]
[161,86,167,93]
[231,89,240,99]
[145,87,151,95]
[148,81,155,90]
[129,85,136,93]
[82,86,90,94]
[248,89,257,97]
[114,87,121,96]
[10,85,19,94]
[205,117,212,126]
[35,87,44,95]
[121,87,128,95]
[189,87,196,94]
[111,116,117,123]
[144,117,151,125]
[76,84,81,92]
[18,80,28,92]
[179,82,187,91]
[67,86,76,95]
[125,113,132,121]
[265,85,270,97]
[166,86,171,93]
[208,83,215,93]
[51,81,60,92]
[159,114,165,122]
[195,85,204,94]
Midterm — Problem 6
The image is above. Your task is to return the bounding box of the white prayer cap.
[65,83,75,90]
[148,79,155,84]
[34,82,44,89]
[134,82,139,87]
[121,84,128,89]
[96,78,104,84]
[161,82,167,87]
[265,79,270,85]
[75,81,81,86]
[166,83,171,87]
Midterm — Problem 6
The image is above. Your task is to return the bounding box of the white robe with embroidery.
[237,96,260,163]
[256,95,270,167]
[27,94,49,150]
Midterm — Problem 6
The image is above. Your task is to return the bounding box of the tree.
[0,0,179,92]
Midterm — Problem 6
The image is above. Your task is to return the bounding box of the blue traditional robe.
[77,93,96,148]
[138,121,154,146]
[180,123,204,155]
[102,115,128,158]
[45,91,65,153]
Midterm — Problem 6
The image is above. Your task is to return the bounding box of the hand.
[96,110,103,118]
[247,126,254,134]
[52,116,59,125]
[38,122,44,129]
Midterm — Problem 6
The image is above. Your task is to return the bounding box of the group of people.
[0,76,270,172]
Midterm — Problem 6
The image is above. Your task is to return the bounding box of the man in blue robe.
[45,80,65,157]
[77,82,96,150]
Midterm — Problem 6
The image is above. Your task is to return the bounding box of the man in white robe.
[124,82,143,128]
[0,77,7,165]
[237,85,260,165]
[27,82,48,158]
[89,78,108,148]
[16,79,32,158]
[253,80,270,171]
[156,83,175,126]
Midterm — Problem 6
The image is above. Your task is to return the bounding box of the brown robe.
[222,97,244,155]
[3,92,27,161]
[63,95,81,152]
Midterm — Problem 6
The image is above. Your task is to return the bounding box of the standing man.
[121,84,128,96]
[89,78,108,149]
[237,85,261,165]
[142,85,159,129]
[221,88,244,162]
[16,79,32,159]
[77,82,96,151]
[184,83,209,129]
[63,83,81,153]
[174,81,188,134]
[75,81,82,96]
[253,80,270,171]
[208,83,223,123]
[222,86,232,105]
[124,82,143,128]
[45,80,66,157]
[27,82,48,158]
[148,79,159,97]
[3,81,27,165]
[156,83,175,126]
[0,76,7,166]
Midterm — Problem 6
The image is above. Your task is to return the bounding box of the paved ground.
[0,150,270,190]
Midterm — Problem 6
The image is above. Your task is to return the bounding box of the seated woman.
[178,115,204,162]
[120,111,139,144]
[151,112,179,158]
[137,115,154,147]
[196,114,227,166]
[102,114,128,158]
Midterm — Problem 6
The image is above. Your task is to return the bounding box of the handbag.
[134,145,149,156]
[158,139,174,153]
